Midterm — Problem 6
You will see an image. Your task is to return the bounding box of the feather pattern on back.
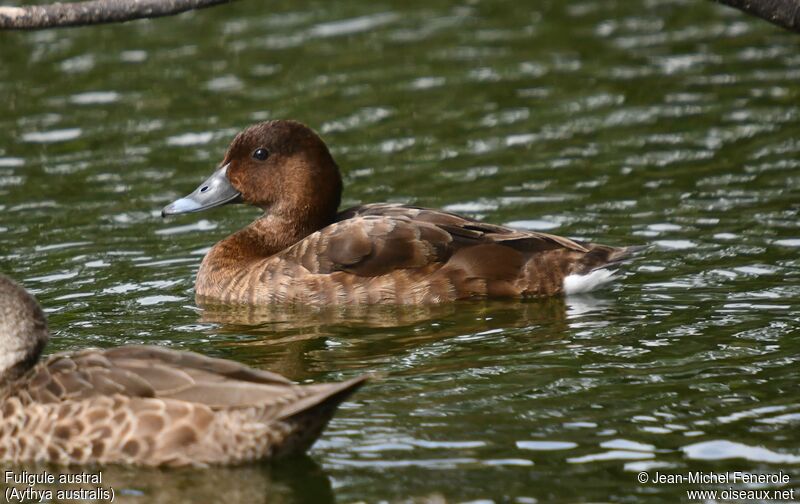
[0,346,366,467]
[196,204,638,305]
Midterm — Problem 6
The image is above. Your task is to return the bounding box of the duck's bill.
[161,164,242,217]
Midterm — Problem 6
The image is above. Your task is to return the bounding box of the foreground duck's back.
[0,347,366,466]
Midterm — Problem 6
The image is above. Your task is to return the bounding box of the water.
[1,0,800,502]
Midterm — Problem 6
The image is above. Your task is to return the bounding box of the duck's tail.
[271,375,369,458]
[597,244,650,269]
[564,244,648,295]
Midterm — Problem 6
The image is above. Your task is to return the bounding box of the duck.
[0,273,367,467]
[162,120,641,305]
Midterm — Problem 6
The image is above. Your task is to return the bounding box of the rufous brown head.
[162,120,343,228]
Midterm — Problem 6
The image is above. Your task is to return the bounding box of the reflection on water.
[198,296,580,331]
[1,0,800,501]
[201,297,581,379]
[198,297,466,329]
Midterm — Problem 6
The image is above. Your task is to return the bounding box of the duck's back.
[196,204,636,305]
[0,345,365,466]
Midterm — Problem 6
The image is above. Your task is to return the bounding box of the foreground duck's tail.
[272,375,369,458]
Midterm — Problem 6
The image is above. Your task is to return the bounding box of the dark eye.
[252,148,270,161]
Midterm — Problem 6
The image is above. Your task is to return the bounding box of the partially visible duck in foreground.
[163,120,641,305]
[0,273,366,467]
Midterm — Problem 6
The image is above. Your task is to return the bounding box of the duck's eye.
[252,148,270,161]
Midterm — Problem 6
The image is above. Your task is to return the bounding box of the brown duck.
[0,273,366,467]
[163,120,640,305]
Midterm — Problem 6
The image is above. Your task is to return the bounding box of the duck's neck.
[206,211,334,267]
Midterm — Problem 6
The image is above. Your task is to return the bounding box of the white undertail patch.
[563,268,617,295]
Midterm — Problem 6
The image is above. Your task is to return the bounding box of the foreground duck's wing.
[4,346,367,466]
[16,345,360,410]
[294,203,596,278]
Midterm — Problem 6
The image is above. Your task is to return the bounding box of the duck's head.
[0,274,48,383]
[162,120,343,229]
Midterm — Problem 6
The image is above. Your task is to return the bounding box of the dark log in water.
[0,0,235,30]
[713,0,800,33]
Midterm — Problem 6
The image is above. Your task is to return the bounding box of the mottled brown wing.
[397,206,589,253]
[290,212,455,277]
[336,203,589,254]
[16,345,299,408]
[290,204,594,278]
